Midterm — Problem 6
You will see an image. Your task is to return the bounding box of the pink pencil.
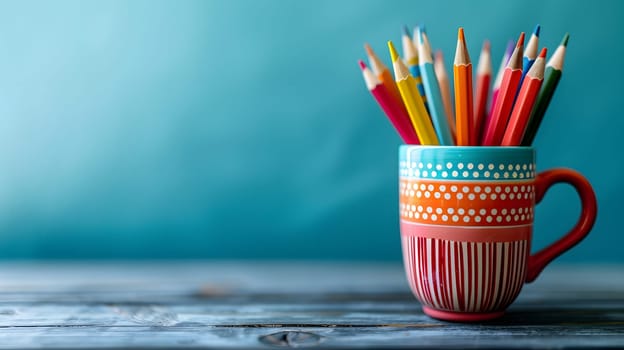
[359,60,420,144]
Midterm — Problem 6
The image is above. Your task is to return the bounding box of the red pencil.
[473,40,491,144]
[501,48,547,146]
[359,60,420,144]
[481,32,525,146]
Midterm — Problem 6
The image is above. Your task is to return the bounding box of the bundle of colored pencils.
[359,25,568,146]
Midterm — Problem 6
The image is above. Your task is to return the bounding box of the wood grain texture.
[0,262,621,349]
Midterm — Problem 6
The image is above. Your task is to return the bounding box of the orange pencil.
[453,28,474,146]
[501,48,547,146]
[481,32,525,146]
[365,44,403,106]
[473,40,491,144]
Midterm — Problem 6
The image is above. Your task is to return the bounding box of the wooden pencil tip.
[435,50,443,60]
[388,41,399,62]
[538,47,547,58]
[516,32,526,47]
[533,24,541,37]
[483,40,490,51]
[458,27,465,42]
[562,33,570,47]
[358,60,367,70]
[364,43,374,56]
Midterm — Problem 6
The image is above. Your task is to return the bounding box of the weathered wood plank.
[0,263,621,349]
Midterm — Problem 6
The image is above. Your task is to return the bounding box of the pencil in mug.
[434,50,457,141]
[481,32,525,146]
[359,60,420,144]
[484,39,514,142]
[453,27,474,146]
[417,28,454,145]
[401,26,428,109]
[364,43,403,106]
[519,25,541,89]
[501,48,547,146]
[473,40,492,144]
[388,41,439,145]
[521,33,569,146]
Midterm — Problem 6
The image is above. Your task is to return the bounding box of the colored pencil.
[519,25,541,88]
[521,33,569,145]
[364,43,403,106]
[359,60,420,144]
[402,26,428,109]
[484,40,514,140]
[473,40,492,144]
[418,29,454,145]
[501,48,547,146]
[434,50,457,141]
[453,27,474,146]
[481,32,525,146]
[388,41,439,145]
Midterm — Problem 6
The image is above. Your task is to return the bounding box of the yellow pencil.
[388,41,439,145]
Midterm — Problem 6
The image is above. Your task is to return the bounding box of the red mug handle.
[526,168,598,282]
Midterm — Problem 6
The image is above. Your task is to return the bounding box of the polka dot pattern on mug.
[399,161,535,180]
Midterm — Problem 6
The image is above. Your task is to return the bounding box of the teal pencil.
[417,28,454,145]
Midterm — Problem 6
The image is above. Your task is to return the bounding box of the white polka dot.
[431,214,437,221]
[521,185,526,193]
[436,164,442,171]
[444,193,451,200]
[486,216,493,223]
[488,164,495,170]
[427,163,432,169]
[522,164,527,170]
[463,216,470,223]
[452,215,459,222]
[434,192,441,199]
[422,171,428,177]
[467,163,474,170]
[436,208,443,214]
[499,164,505,170]
[461,171,469,177]
[418,162,424,169]
[506,215,512,222]
[496,216,503,223]
[468,193,476,200]
[509,193,515,200]
[427,184,434,191]
[439,185,446,191]
[468,209,476,216]
[490,194,497,200]
[462,186,470,193]
[494,172,500,179]
[473,171,479,178]
[457,193,464,199]
[521,214,526,220]
[474,186,482,193]
[478,163,484,170]
[519,173,525,179]
[501,209,508,215]
[479,209,487,215]
[424,191,431,198]
[485,186,492,193]
[416,191,422,198]
[426,207,433,213]
[442,215,448,221]
[446,162,453,169]
[491,209,498,215]
[514,215,519,221]
[524,193,529,199]
[414,169,420,176]
[458,163,464,170]
[484,171,491,178]
[503,172,510,178]
[447,208,455,214]
[417,205,423,212]
[458,208,465,215]
[442,171,448,178]
[475,216,482,223]
[508,164,514,171]
[495,186,501,193]
[452,170,459,177]
[480,194,487,200]
[505,187,511,193]
[515,164,521,171]
[409,212,414,218]
[451,185,458,192]
[512,172,518,178]
[422,213,428,219]
[410,190,415,196]
[410,205,416,211]
[511,208,516,215]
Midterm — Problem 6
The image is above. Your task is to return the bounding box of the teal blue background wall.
[0,0,620,262]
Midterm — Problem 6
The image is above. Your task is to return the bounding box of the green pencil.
[521,33,569,146]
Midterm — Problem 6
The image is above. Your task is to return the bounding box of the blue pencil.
[417,28,454,145]
[401,26,428,110]
[519,24,540,88]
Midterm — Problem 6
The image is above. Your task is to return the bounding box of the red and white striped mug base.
[422,306,505,322]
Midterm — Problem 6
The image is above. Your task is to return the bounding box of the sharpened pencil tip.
[458,27,465,42]
[419,24,427,34]
[533,24,541,37]
[364,43,374,56]
[516,32,525,47]
[417,26,424,44]
[483,40,490,51]
[388,41,399,62]
[538,47,547,58]
[402,25,411,37]
[358,60,367,70]
[561,33,570,47]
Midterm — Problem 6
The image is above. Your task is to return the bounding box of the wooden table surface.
[0,262,621,349]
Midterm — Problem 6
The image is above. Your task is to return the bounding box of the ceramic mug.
[398,146,597,322]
